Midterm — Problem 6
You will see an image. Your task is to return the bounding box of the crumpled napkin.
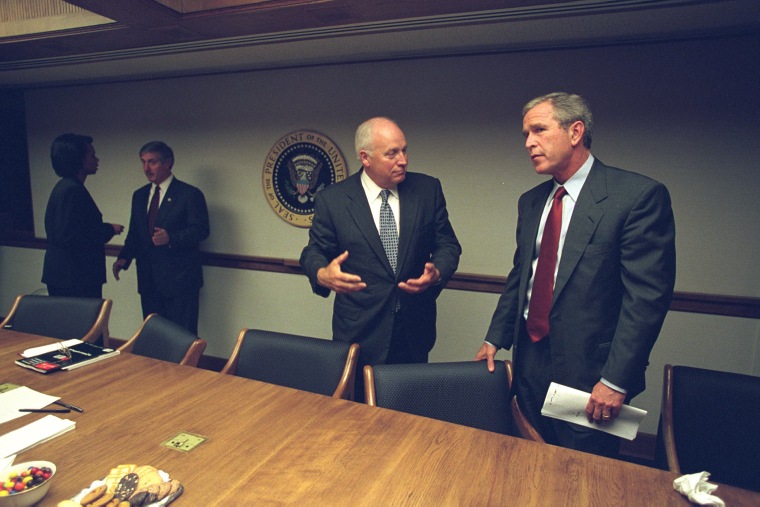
[673,471,725,506]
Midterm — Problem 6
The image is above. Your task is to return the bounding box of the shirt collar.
[154,173,174,192]
[554,154,593,203]
[361,170,398,202]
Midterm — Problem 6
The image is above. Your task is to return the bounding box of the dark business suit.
[42,176,116,297]
[117,178,209,333]
[485,159,676,453]
[300,171,461,369]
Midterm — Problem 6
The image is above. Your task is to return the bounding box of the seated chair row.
[2,294,540,442]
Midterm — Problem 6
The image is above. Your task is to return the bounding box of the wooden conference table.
[1,330,758,506]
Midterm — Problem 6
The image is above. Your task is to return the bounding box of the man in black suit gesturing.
[476,93,676,457]
[113,141,210,334]
[301,117,461,394]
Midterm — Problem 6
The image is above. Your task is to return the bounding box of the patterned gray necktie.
[379,189,398,275]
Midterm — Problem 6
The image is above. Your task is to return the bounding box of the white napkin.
[673,471,725,506]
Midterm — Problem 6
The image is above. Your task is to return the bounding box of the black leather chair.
[220,329,360,400]
[364,360,543,441]
[656,364,760,492]
[1,294,112,346]
[118,313,206,367]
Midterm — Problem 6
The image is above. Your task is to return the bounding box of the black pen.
[19,408,71,413]
[54,400,84,412]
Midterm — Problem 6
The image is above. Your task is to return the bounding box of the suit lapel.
[396,179,418,276]
[344,174,395,276]
[553,161,607,302]
[136,184,152,242]
[155,178,179,228]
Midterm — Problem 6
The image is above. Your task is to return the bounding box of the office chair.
[656,364,760,492]
[220,328,360,400]
[118,313,206,367]
[1,294,112,346]
[364,360,543,441]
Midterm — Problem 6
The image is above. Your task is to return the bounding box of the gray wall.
[2,34,759,434]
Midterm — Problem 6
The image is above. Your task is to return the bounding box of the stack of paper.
[0,415,75,459]
[20,339,82,358]
[0,386,60,425]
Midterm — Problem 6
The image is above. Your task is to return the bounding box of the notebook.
[15,339,119,374]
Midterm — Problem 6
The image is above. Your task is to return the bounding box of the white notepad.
[0,414,75,459]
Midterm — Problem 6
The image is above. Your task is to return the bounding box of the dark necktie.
[147,185,161,234]
[379,189,398,275]
[526,186,567,343]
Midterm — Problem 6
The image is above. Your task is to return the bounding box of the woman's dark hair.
[50,133,93,177]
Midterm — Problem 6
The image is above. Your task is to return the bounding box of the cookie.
[155,480,173,500]
[105,464,136,493]
[127,491,148,506]
[113,473,139,501]
[90,491,115,507]
[167,479,180,497]
[81,484,107,505]
[132,465,163,490]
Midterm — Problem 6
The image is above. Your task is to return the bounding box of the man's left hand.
[586,381,625,423]
[398,262,441,294]
[152,227,170,246]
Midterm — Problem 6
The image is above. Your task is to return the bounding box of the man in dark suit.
[113,141,209,334]
[300,117,461,394]
[476,93,676,457]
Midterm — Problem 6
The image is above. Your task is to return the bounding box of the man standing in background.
[113,141,209,334]
[476,93,676,457]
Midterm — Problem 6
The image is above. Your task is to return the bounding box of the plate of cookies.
[64,464,182,506]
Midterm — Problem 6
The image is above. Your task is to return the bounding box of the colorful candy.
[0,466,52,495]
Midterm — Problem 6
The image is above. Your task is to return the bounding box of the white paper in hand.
[540,382,646,440]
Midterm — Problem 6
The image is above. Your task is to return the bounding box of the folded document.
[541,382,646,440]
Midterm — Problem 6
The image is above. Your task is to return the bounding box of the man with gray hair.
[113,141,209,334]
[476,93,676,457]
[301,117,461,400]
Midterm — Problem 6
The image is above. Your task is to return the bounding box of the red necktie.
[526,186,566,343]
[147,185,160,234]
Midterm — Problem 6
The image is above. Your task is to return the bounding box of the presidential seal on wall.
[262,130,348,227]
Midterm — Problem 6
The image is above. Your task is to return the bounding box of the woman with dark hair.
[42,133,124,298]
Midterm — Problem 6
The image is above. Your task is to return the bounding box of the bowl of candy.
[0,461,56,507]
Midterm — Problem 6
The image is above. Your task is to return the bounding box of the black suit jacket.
[485,159,676,398]
[42,177,116,291]
[118,178,209,298]
[300,171,461,365]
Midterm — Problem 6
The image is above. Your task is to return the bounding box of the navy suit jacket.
[42,177,116,290]
[118,178,209,298]
[485,159,676,398]
[300,171,461,365]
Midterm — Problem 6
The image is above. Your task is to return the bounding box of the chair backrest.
[220,329,359,400]
[364,360,542,440]
[1,294,112,345]
[657,364,760,492]
[118,314,206,367]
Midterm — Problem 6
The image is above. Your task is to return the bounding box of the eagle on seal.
[288,154,323,203]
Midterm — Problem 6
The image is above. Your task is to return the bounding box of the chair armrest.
[511,397,545,442]
[180,339,206,367]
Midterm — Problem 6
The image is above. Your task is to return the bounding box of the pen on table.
[19,408,71,413]
[54,400,84,412]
